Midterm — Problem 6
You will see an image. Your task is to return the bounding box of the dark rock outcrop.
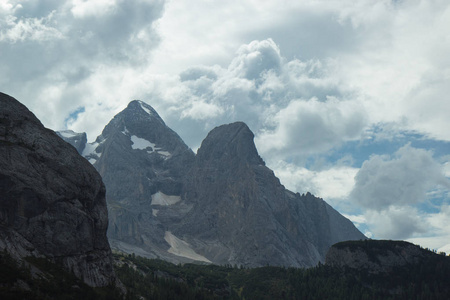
[0,92,116,287]
[325,240,434,274]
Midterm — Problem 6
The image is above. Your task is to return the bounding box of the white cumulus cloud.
[351,144,450,211]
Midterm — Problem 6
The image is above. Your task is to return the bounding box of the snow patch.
[58,130,79,138]
[164,231,211,263]
[139,101,154,116]
[82,141,101,158]
[151,192,181,206]
[122,126,130,135]
[152,209,159,217]
[129,135,171,158]
[88,158,97,164]
[131,135,156,150]
[157,151,171,157]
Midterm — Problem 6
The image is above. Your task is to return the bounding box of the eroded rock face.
[0,93,116,287]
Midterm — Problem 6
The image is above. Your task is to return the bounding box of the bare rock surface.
[0,92,116,287]
[177,122,366,267]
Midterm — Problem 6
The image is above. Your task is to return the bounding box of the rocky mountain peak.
[197,122,264,166]
[98,100,164,141]
[125,100,165,125]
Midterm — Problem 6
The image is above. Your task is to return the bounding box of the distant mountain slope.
[0,92,117,287]
[60,100,366,267]
[55,130,87,154]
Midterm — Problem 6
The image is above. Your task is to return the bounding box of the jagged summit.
[125,100,165,125]
[81,100,192,165]
[197,122,265,166]
[99,100,165,141]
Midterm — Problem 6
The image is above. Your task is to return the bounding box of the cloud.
[228,39,282,80]
[271,160,358,205]
[335,0,450,141]
[350,144,450,211]
[149,39,367,157]
[364,206,428,240]
[349,144,450,240]
[256,97,366,156]
[0,0,165,135]
[0,11,63,42]
[408,204,450,253]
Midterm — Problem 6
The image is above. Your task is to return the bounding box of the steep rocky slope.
[80,100,196,263]
[176,122,365,267]
[0,92,116,287]
[60,100,366,267]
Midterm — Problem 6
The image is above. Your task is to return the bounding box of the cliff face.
[0,92,116,287]
[81,100,195,262]
[177,122,366,267]
[325,240,433,274]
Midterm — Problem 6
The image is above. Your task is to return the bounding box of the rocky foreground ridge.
[0,93,117,287]
[60,100,366,268]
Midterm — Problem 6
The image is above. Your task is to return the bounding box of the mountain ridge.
[58,99,366,267]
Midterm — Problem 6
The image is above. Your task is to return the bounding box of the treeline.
[1,245,449,299]
[114,249,450,300]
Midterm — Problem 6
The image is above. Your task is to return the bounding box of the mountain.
[77,100,196,263]
[0,92,117,287]
[175,122,365,267]
[55,130,87,154]
[61,100,366,267]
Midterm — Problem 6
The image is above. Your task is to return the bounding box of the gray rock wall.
[0,92,116,287]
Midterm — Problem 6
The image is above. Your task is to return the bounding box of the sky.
[1,0,450,253]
